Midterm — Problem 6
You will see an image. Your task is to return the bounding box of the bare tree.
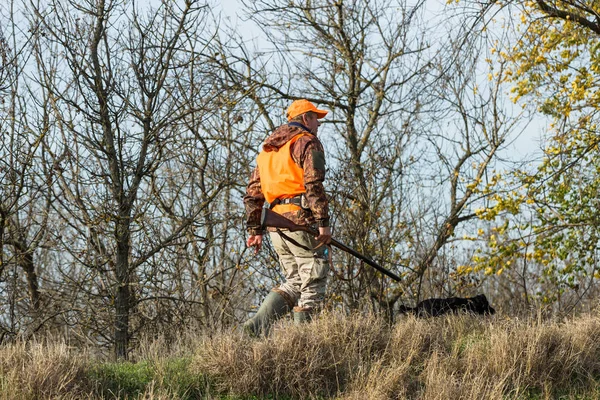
[0,1,51,340]
[28,0,236,358]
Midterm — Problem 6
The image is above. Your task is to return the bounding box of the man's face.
[303,113,321,135]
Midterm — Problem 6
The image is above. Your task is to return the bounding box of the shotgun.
[260,208,402,282]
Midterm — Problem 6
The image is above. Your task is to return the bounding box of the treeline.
[1,0,598,359]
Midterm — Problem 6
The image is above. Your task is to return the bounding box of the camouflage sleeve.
[292,136,330,226]
[243,166,265,236]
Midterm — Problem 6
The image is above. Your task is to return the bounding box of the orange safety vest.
[257,134,306,214]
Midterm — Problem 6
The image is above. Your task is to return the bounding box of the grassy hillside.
[1,312,599,399]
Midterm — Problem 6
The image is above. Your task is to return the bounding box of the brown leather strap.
[275,228,313,252]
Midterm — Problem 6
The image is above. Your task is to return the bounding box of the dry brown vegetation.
[1,311,600,399]
[196,311,600,399]
[0,339,91,399]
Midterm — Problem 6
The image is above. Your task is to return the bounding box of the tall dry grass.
[0,338,91,399]
[1,312,599,399]
[194,312,391,398]
[195,311,600,399]
[0,331,206,400]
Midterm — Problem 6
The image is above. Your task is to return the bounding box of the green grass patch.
[89,361,154,398]
[158,357,207,398]
[88,357,207,399]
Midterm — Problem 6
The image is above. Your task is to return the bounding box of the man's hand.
[315,226,332,245]
[246,235,263,254]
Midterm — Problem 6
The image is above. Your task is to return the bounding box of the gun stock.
[260,208,401,282]
[261,207,316,234]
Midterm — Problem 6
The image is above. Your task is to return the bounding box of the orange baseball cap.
[286,99,328,121]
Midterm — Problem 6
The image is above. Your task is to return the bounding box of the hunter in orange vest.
[243,99,332,336]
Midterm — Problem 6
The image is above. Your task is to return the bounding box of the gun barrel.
[330,238,401,282]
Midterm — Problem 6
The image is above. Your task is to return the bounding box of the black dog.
[398,294,495,317]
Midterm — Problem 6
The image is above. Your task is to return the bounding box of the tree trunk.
[114,219,131,360]
[20,249,40,311]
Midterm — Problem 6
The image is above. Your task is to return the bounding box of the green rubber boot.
[293,306,313,324]
[243,291,291,337]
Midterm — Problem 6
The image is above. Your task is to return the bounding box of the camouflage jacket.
[244,123,330,236]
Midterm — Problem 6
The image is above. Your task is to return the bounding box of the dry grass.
[194,311,389,398]
[195,311,600,399]
[1,312,600,399]
[0,332,206,400]
[0,338,91,399]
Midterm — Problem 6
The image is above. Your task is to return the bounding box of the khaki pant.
[269,230,329,309]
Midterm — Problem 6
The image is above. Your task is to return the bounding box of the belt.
[279,196,302,206]
[268,195,303,209]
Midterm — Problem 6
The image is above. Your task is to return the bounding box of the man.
[243,99,332,336]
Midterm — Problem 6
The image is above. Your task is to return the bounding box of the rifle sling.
[275,228,313,252]
[275,228,332,266]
